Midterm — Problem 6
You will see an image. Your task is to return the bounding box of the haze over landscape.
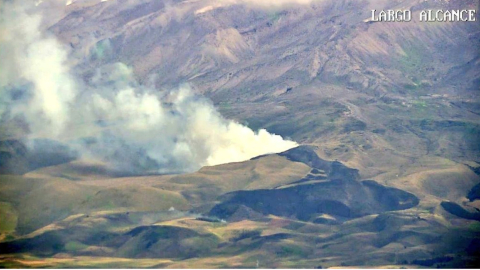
[0,0,479,268]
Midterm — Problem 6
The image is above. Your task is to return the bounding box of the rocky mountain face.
[48,0,480,166]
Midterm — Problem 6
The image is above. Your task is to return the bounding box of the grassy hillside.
[1,147,479,268]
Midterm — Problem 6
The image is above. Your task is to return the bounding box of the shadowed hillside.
[211,146,419,222]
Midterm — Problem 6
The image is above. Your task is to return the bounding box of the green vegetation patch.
[277,243,309,258]
[64,241,89,252]
[0,202,17,233]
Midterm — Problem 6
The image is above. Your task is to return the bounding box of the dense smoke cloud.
[0,1,297,174]
[0,3,76,137]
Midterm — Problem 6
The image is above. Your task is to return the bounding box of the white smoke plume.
[0,2,76,137]
[0,1,297,174]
